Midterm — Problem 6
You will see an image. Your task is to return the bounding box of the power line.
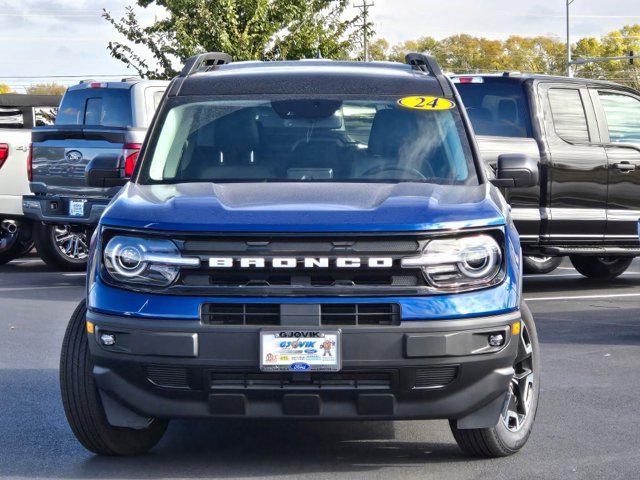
[354,1,374,62]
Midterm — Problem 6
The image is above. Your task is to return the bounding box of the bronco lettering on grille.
[207,257,394,268]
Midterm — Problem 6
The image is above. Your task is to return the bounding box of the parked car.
[0,93,61,265]
[453,73,640,278]
[22,79,169,270]
[60,53,540,458]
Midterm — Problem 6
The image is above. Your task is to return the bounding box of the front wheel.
[34,223,89,271]
[523,255,563,275]
[450,302,540,457]
[60,300,168,455]
[569,256,632,280]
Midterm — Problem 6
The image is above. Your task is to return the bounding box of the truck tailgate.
[31,126,144,196]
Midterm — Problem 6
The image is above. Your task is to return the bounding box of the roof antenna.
[316,49,323,59]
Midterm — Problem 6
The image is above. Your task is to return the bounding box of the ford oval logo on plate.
[65,150,83,162]
[290,362,310,371]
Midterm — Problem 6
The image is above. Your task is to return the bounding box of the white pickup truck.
[0,93,61,264]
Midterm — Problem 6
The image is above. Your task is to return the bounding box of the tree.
[374,24,639,88]
[104,0,364,79]
[368,38,390,61]
[26,83,67,95]
[387,36,438,63]
[0,84,11,94]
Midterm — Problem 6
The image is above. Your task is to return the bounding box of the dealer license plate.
[68,199,86,217]
[260,330,341,372]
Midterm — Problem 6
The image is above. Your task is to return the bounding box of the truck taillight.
[27,144,33,181]
[0,143,8,169]
[452,76,484,84]
[123,143,142,177]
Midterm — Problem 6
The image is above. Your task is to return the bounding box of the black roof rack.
[179,52,232,77]
[405,52,452,96]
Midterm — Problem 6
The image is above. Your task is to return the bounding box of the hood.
[100,182,506,233]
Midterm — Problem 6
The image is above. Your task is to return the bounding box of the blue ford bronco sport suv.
[60,52,541,458]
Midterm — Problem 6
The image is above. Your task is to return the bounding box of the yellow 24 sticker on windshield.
[397,96,455,111]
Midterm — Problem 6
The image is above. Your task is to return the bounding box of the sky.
[0,0,639,92]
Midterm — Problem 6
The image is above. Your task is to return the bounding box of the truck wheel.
[450,302,539,458]
[0,219,31,265]
[523,256,562,275]
[60,300,168,455]
[34,223,88,271]
[569,256,633,280]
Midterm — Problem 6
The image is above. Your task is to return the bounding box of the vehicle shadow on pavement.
[0,369,470,480]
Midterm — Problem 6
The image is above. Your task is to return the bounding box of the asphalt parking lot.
[1,256,639,480]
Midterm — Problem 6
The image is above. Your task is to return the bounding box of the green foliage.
[0,84,11,94]
[104,0,364,79]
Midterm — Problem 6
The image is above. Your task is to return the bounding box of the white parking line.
[526,292,640,301]
[0,285,80,292]
[62,273,86,276]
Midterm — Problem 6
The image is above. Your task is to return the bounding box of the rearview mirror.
[85,153,127,188]
[490,154,539,188]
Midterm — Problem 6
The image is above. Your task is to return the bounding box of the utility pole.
[355,1,374,62]
[566,0,576,77]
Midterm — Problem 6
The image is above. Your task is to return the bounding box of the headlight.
[103,235,200,287]
[401,234,503,291]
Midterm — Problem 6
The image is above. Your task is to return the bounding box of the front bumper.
[22,195,108,225]
[86,309,520,427]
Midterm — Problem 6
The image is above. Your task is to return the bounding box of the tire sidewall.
[523,256,563,275]
[493,302,540,451]
[570,256,633,280]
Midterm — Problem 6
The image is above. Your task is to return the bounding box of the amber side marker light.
[86,321,95,334]
[512,321,521,336]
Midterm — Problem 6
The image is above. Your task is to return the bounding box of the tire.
[60,300,168,455]
[34,222,88,271]
[569,256,633,280]
[0,219,31,265]
[450,302,540,458]
[19,241,35,257]
[523,255,563,275]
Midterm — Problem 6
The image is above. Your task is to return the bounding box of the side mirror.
[490,154,539,188]
[85,153,127,188]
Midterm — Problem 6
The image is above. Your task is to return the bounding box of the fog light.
[488,333,505,347]
[100,333,116,346]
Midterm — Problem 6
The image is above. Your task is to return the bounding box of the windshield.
[141,97,478,185]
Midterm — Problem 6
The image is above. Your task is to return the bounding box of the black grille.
[412,366,458,389]
[182,271,421,288]
[202,303,280,325]
[201,303,400,326]
[176,235,427,295]
[320,303,400,326]
[183,239,420,254]
[147,365,190,389]
[210,371,394,391]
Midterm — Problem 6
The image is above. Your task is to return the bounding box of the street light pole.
[567,0,575,77]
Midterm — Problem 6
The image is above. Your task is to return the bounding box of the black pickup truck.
[453,73,640,278]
